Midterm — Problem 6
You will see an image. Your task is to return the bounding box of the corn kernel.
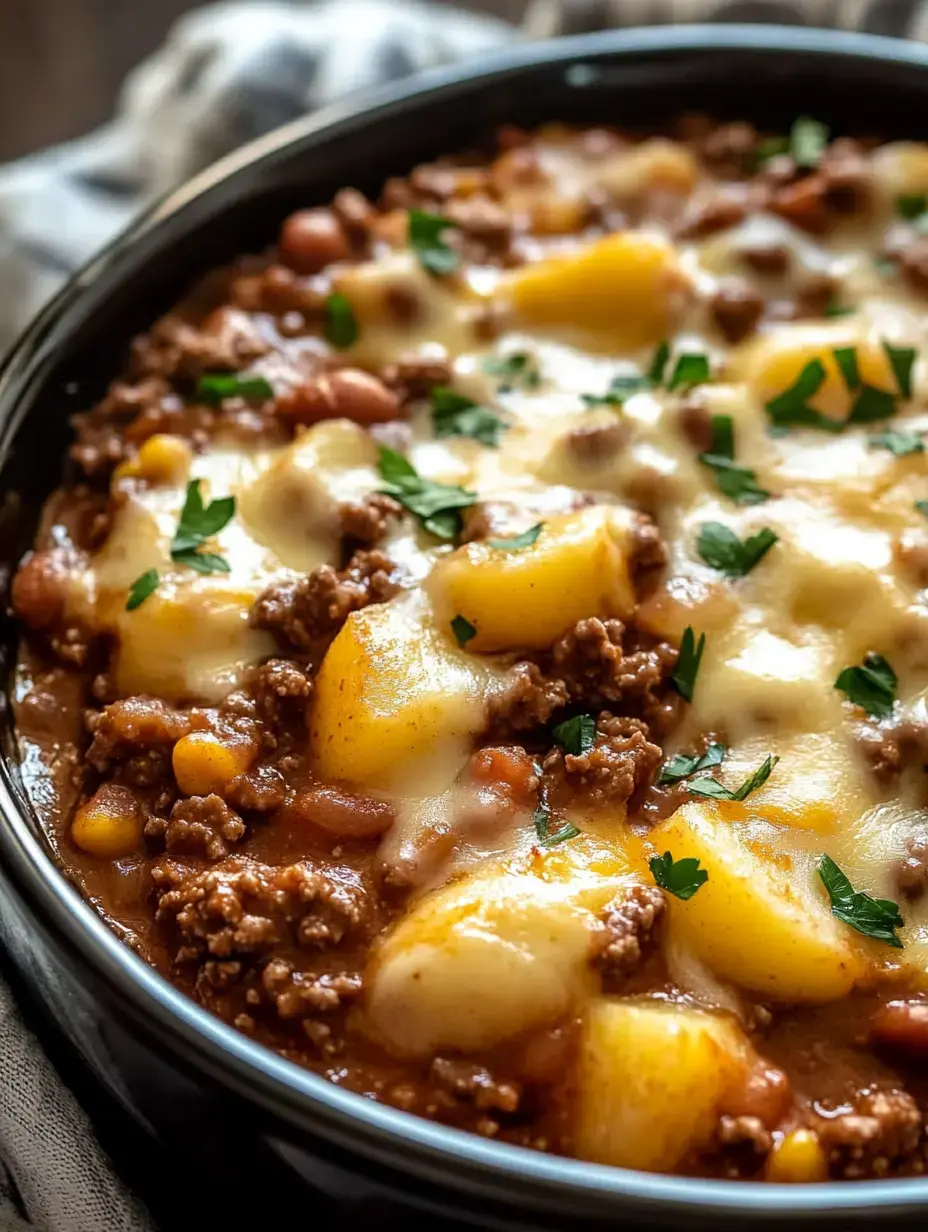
[71,784,142,859]
[114,434,193,487]
[766,1130,829,1183]
[172,730,254,796]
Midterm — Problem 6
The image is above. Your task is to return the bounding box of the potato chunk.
[72,784,143,859]
[427,506,636,653]
[575,998,752,1171]
[651,803,864,1001]
[366,837,632,1055]
[504,232,687,349]
[311,592,500,787]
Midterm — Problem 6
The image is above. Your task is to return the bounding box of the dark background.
[0,0,523,164]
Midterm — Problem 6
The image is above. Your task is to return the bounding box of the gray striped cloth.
[0,1,923,1228]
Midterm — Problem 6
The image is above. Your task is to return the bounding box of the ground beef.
[543,714,662,811]
[146,793,246,861]
[488,663,569,734]
[131,308,269,381]
[251,549,401,654]
[673,185,749,239]
[338,494,403,546]
[261,957,363,1023]
[429,1057,522,1115]
[564,422,628,464]
[627,513,668,593]
[900,237,928,294]
[224,766,288,814]
[153,854,374,961]
[856,718,928,784]
[11,549,73,631]
[249,658,312,728]
[592,883,666,979]
[675,392,714,452]
[551,618,678,713]
[711,278,765,343]
[897,833,928,899]
[86,697,205,771]
[814,1088,923,1179]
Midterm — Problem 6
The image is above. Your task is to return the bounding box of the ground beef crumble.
[146,793,245,861]
[543,714,663,810]
[814,1089,924,1179]
[592,884,666,979]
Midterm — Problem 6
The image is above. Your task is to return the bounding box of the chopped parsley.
[196,373,274,407]
[686,755,779,802]
[488,524,543,551]
[667,352,711,392]
[125,568,159,611]
[323,292,359,349]
[818,854,904,948]
[833,347,860,391]
[765,358,835,431]
[377,446,475,540]
[790,117,829,168]
[834,652,897,719]
[551,714,596,757]
[483,352,541,391]
[450,615,477,647]
[170,480,235,574]
[766,346,911,433]
[431,387,506,447]
[672,626,705,703]
[696,522,778,578]
[824,299,855,318]
[896,193,928,221]
[534,807,580,849]
[581,373,650,408]
[869,429,924,457]
[408,209,459,275]
[699,414,770,506]
[847,384,898,425]
[657,742,726,786]
[916,500,928,517]
[884,341,917,399]
[648,340,671,384]
[650,851,708,901]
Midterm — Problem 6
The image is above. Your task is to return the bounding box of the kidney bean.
[871,1000,928,1057]
[293,782,395,839]
[276,369,399,426]
[278,208,351,275]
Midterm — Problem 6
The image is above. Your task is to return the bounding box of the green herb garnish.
[170,480,235,574]
[377,446,475,540]
[451,615,477,647]
[409,209,459,276]
[765,358,835,431]
[667,353,711,392]
[699,415,770,506]
[790,117,829,168]
[833,347,860,391]
[488,524,543,551]
[672,626,705,703]
[834,652,897,718]
[648,340,671,385]
[196,373,274,407]
[884,341,917,399]
[649,851,708,901]
[916,500,928,517]
[551,714,596,757]
[431,387,506,447]
[696,522,778,578]
[869,430,924,457]
[896,193,928,221]
[818,854,904,948]
[581,373,649,408]
[125,568,159,611]
[323,292,359,349]
[825,300,855,318]
[657,742,726,786]
[687,755,779,802]
[483,352,541,391]
[534,807,581,849]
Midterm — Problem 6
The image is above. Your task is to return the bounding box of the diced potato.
[366,837,632,1055]
[172,730,255,796]
[504,232,687,350]
[72,784,142,859]
[311,592,500,787]
[651,803,865,1001]
[113,434,193,488]
[113,582,275,704]
[872,141,928,205]
[574,998,752,1171]
[766,1129,828,1183]
[595,138,699,200]
[427,506,636,653]
[740,322,898,422]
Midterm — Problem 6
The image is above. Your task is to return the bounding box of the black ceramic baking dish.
[2,24,928,1229]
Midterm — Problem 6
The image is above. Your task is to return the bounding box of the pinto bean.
[12,550,70,630]
[871,1000,928,1057]
[276,369,399,426]
[293,783,395,839]
[278,208,351,275]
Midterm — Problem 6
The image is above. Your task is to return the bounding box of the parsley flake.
[196,373,274,407]
[884,341,917,399]
[687,755,779,802]
[551,714,596,757]
[869,430,924,457]
[699,416,770,505]
[790,117,829,168]
[409,209,459,276]
[896,193,928,221]
[696,522,778,578]
[657,742,726,786]
[482,352,541,391]
[818,854,904,948]
[125,568,159,611]
[833,347,861,391]
[667,352,711,392]
[834,652,897,719]
[451,615,477,647]
[916,500,928,517]
[170,480,235,574]
[825,299,855,318]
[534,807,580,849]
[648,340,671,385]
[765,358,836,431]
[581,373,648,408]
[431,387,506,447]
[488,524,543,551]
[377,447,475,540]
[323,292,359,349]
[672,626,705,703]
[650,851,708,901]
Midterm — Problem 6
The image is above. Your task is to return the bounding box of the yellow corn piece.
[172,730,254,796]
[114,434,193,487]
[766,1130,829,1183]
[71,784,142,859]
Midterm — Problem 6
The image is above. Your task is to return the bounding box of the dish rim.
[3,22,928,1220]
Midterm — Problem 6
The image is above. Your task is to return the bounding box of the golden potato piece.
[504,232,687,350]
[366,837,632,1055]
[72,784,143,859]
[427,506,636,653]
[575,998,752,1171]
[651,803,865,1001]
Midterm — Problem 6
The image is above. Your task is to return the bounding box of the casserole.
[5,23,928,1226]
